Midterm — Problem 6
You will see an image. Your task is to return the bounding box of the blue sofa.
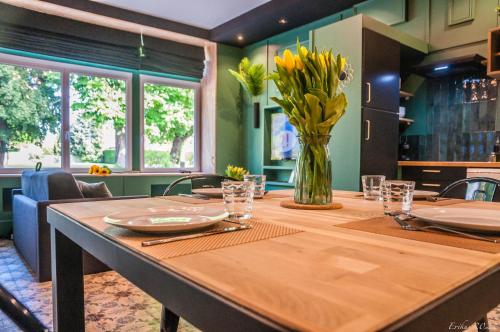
[12,170,147,282]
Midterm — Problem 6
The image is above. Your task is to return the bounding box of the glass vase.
[294,135,332,205]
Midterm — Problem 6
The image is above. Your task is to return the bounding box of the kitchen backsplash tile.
[402,74,500,161]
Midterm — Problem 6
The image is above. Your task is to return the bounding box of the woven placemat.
[336,216,500,253]
[158,193,292,204]
[101,219,303,259]
[332,193,468,206]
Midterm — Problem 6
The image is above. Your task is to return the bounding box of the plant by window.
[228,57,265,98]
[225,165,248,181]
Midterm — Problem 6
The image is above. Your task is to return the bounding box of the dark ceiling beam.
[211,0,365,47]
[40,0,210,40]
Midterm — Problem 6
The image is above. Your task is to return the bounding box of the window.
[0,53,131,172]
[0,62,62,169]
[141,76,200,171]
[69,73,128,170]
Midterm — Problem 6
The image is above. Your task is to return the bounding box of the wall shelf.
[399,117,414,124]
[266,181,294,187]
[262,106,296,190]
[399,91,414,100]
[263,165,295,170]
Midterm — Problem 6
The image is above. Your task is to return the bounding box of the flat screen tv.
[271,113,299,160]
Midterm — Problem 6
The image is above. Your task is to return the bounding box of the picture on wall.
[271,113,299,160]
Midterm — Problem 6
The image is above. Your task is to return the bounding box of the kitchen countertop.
[398,161,500,168]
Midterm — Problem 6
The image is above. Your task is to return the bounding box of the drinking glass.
[244,174,266,198]
[222,181,254,220]
[382,180,415,215]
[361,175,385,200]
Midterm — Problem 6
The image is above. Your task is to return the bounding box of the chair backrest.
[163,175,236,196]
[437,177,500,202]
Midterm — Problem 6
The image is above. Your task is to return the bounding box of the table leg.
[160,305,179,332]
[51,226,84,332]
[476,316,489,332]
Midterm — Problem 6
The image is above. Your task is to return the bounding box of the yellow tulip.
[300,46,308,57]
[274,55,284,67]
[319,54,326,69]
[340,57,347,70]
[294,55,304,70]
[283,49,295,73]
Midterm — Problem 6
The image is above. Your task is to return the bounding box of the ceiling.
[91,0,271,29]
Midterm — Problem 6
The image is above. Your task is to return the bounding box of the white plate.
[104,206,228,233]
[413,190,439,200]
[411,207,500,233]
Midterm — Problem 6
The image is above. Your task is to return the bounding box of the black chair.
[435,177,500,332]
[436,177,500,202]
[0,283,48,331]
[163,174,236,196]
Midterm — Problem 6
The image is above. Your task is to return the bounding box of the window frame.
[140,75,201,173]
[0,53,133,173]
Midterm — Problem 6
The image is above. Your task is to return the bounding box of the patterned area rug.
[0,240,199,332]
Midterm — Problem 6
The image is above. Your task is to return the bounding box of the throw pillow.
[77,181,113,198]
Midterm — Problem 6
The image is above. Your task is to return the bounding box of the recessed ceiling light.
[237,34,244,41]
[278,17,288,25]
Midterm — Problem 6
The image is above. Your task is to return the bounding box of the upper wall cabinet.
[362,29,401,111]
[448,0,475,26]
[354,0,407,26]
[429,0,496,52]
[487,26,500,78]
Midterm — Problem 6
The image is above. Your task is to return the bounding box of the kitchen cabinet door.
[362,29,400,112]
[360,107,399,180]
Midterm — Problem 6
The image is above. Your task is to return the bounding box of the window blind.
[0,4,206,79]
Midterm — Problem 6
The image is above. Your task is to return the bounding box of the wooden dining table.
[46,190,500,332]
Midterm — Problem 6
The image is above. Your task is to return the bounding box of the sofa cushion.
[77,181,113,198]
[21,170,84,201]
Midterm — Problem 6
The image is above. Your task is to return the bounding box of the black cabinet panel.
[402,166,467,182]
[360,108,399,180]
[401,166,467,198]
[362,29,400,112]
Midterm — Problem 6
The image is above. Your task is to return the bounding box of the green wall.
[215,44,245,174]
[312,16,364,190]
